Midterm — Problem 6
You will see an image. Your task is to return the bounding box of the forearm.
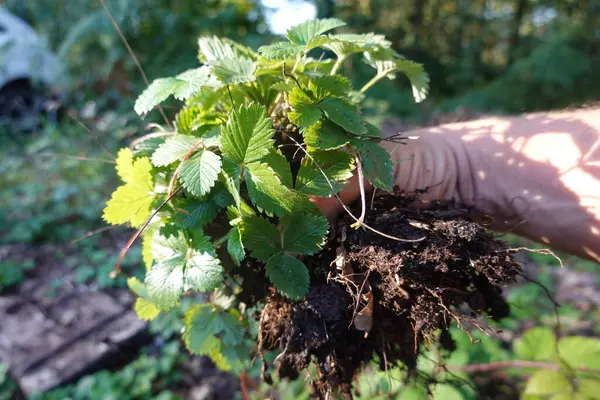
[386,107,600,262]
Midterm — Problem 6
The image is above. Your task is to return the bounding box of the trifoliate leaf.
[352,140,394,191]
[179,150,222,197]
[227,227,245,265]
[198,36,237,63]
[242,215,280,262]
[295,150,355,196]
[211,57,256,85]
[220,104,274,164]
[134,298,161,321]
[266,252,309,299]
[281,213,328,255]
[103,151,155,227]
[134,66,215,115]
[146,232,223,311]
[286,18,346,48]
[264,149,293,188]
[318,98,366,135]
[245,162,313,216]
[304,119,350,150]
[364,49,429,103]
[324,33,391,58]
[258,42,304,59]
[309,75,352,100]
[288,88,321,128]
[151,135,202,167]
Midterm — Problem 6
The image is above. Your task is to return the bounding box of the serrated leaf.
[288,88,322,128]
[179,150,222,197]
[304,119,351,150]
[198,36,237,62]
[134,298,161,321]
[295,149,354,196]
[183,305,244,355]
[363,121,383,138]
[558,336,600,369]
[127,276,148,298]
[352,140,394,191]
[324,33,391,58]
[211,57,256,85]
[514,327,556,361]
[258,42,304,59]
[146,257,185,311]
[103,153,155,227]
[151,135,202,167]
[309,75,352,100]
[220,104,274,164]
[227,227,245,265]
[318,98,366,135]
[524,370,571,396]
[133,137,164,158]
[266,252,310,299]
[182,202,220,227]
[264,149,293,188]
[281,213,328,255]
[185,252,224,292]
[364,49,429,103]
[242,215,280,262]
[286,18,346,47]
[175,106,203,134]
[245,162,313,216]
[134,66,215,115]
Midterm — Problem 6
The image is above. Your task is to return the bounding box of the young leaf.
[264,149,293,188]
[513,327,556,361]
[280,213,328,255]
[134,66,217,115]
[309,75,352,100]
[211,57,257,85]
[318,98,366,135]
[288,88,322,128]
[324,33,391,58]
[352,140,394,191]
[227,227,245,265]
[146,257,185,311]
[304,119,350,150]
[175,106,203,134]
[134,298,161,321]
[185,252,224,293]
[179,150,222,197]
[220,104,274,164]
[286,18,346,51]
[151,135,202,167]
[266,252,310,299]
[198,36,237,62]
[103,151,155,227]
[364,49,430,103]
[295,150,355,196]
[258,42,304,59]
[242,215,281,262]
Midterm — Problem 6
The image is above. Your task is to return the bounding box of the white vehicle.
[0,9,65,132]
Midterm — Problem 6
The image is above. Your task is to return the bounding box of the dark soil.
[256,191,521,399]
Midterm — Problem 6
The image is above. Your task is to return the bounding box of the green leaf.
[304,119,351,150]
[182,202,220,228]
[295,149,354,196]
[134,298,161,321]
[364,49,430,103]
[242,215,280,262]
[245,162,313,216]
[151,135,202,167]
[431,384,464,400]
[221,158,241,209]
[133,137,164,158]
[175,106,203,134]
[264,149,293,188]
[286,18,346,48]
[524,370,571,397]
[281,213,328,255]
[146,232,223,310]
[227,227,245,265]
[324,33,391,58]
[352,140,394,191]
[309,75,352,100]
[266,252,310,299]
[558,336,600,369]
[258,42,304,59]
[179,150,222,197]
[134,66,216,115]
[103,150,155,227]
[211,57,256,85]
[127,277,148,298]
[318,98,366,135]
[220,104,274,164]
[514,327,557,361]
[198,36,237,63]
[578,378,600,399]
[183,304,244,356]
[288,88,322,128]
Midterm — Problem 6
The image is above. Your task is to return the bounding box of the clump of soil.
[257,192,521,399]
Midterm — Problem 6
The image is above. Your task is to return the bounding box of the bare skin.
[314,107,600,263]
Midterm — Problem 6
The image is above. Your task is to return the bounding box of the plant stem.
[213,232,231,248]
[350,149,366,229]
[354,73,386,100]
[451,360,600,375]
[330,56,346,75]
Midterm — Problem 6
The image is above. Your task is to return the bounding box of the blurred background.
[0,0,599,399]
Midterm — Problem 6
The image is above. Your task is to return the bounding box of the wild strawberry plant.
[103,18,429,373]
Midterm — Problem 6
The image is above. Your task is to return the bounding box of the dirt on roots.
[254,192,522,399]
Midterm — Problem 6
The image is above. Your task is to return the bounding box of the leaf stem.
[330,56,346,75]
[213,232,231,248]
[350,149,366,229]
[354,72,387,100]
